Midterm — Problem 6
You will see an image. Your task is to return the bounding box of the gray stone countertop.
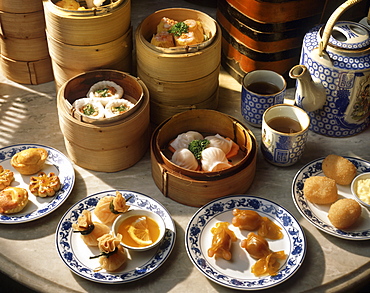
[0,1,369,293]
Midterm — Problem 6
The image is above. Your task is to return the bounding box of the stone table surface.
[0,1,369,293]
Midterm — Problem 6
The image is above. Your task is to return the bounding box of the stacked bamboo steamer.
[136,8,221,125]
[0,0,53,84]
[43,0,132,90]
[57,70,150,172]
[151,109,257,207]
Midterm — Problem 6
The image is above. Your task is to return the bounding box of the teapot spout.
[289,65,327,112]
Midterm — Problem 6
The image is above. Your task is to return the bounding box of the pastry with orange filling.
[29,172,61,197]
[11,147,48,175]
[0,187,28,214]
[0,165,14,190]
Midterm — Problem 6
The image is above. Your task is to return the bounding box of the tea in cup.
[261,104,310,167]
[241,70,286,127]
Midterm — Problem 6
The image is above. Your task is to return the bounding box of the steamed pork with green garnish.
[73,98,105,120]
[94,191,130,225]
[104,99,135,118]
[87,80,124,106]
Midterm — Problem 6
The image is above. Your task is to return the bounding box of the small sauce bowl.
[351,172,370,210]
[112,209,166,251]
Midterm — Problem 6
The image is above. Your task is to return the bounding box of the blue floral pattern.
[292,157,370,240]
[185,195,306,290]
[0,144,75,223]
[55,190,176,284]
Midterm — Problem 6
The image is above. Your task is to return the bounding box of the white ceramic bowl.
[112,209,166,251]
[351,172,370,209]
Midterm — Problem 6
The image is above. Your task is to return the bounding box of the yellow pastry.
[29,172,61,197]
[0,165,14,190]
[0,187,28,214]
[11,148,48,175]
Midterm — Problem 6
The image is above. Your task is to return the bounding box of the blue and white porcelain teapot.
[290,0,370,137]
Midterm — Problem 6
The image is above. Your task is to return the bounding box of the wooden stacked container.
[136,8,221,125]
[43,0,132,90]
[0,0,53,84]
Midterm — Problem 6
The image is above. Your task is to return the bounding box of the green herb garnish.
[73,224,95,235]
[168,22,189,37]
[90,248,118,259]
[82,104,96,116]
[96,88,110,97]
[188,139,210,160]
[112,105,128,114]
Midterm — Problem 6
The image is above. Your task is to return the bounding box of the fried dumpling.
[169,131,204,152]
[258,217,283,240]
[94,191,130,225]
[95,233,127,271]
[232,209,262,230]
[171,148,199,171]
[205,134,233,156]
[251,250,287,277]
[72,210,110,247]
[241,232,271,259]
[11,147,48,175]
[208,222,237,260]
[0,165,14,191]
[201,147,231,172]
[0,187,28,214]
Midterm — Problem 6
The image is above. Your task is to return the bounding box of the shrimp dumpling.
[72,210,110,247]
[205,134,233,155]
[171,148,199,171]
[169,131,204,151]
[201,147,231,172]
[94,191,130,225]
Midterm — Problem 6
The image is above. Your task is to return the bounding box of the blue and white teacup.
[261,104,310,167]
[241,70,286,127]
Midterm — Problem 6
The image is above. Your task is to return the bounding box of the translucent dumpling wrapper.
[201,147,231,172]
[87,80,124,106]
[105,99,135,118]
[96,233,127,271]
[171,148,199,171]
[73,98,105,119]
[94,191,130,225]
[169,131,204,151]
[72,210,110,247]
[205,134,233,155]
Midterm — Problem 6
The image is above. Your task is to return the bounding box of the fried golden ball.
[303,176,338,204]
[328,198,361,229]
[322,154,357,185]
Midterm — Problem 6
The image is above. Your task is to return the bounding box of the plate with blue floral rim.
[185,195,306,290]
[55,190,176,284]
[0,144,75,224]
[292,156,370,241]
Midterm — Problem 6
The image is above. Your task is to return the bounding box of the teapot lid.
[322,21,370,50]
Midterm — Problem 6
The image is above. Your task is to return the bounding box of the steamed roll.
[87,81,124,106]
[174,31,199,46]
[105,99,135,118]
[73,98,105,120]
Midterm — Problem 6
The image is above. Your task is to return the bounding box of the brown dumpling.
[0,187,28,214]
[322,154,357,185]
[11,148,48,175]
[328,198,361,229]
[303,176,338,204]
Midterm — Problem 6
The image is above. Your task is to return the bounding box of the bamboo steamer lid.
[0,0,43,13]
[43,0,131,45]
[57,70,150,172]
[151,109,257,207]
[0,10,46,39]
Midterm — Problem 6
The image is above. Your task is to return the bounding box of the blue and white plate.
[185,195,306,290]
[0,144,75,224]
[55,190,176,284]
[292,157,370,240]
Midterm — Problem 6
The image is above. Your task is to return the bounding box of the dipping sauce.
[356,178,370,205]
[117,215,161,248]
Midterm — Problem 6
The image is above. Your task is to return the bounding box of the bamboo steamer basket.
[57,70,150,172]
[151,109,257,207]
[0,10,46,39]
[149,87,219,126]
[0,37,49,61]
[0,55,53,84]
[136,8,221,125]
[43,0,131,46]
[0,0,43,13]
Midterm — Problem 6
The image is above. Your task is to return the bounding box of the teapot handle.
[319,0,364,56]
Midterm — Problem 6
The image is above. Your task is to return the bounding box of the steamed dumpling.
[170,131,203,151]
[87,80,124,106]
[201,147,231,172]
[73,98,105,119]
[105,99,135,118]
[205,134,233,155]
[171,148,199,171]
